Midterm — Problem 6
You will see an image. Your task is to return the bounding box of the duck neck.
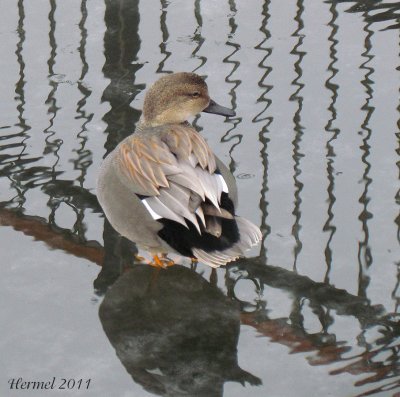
[138,114,191,129]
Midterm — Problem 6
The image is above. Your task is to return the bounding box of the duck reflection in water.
[99,264,261,396]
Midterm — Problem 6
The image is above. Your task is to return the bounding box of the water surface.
[1,0,399,396]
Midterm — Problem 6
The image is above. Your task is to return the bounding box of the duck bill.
[202,99,236,117]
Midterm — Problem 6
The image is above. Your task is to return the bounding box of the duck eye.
[191,92,200,98]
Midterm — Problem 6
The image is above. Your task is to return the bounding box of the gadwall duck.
[97,72,261,268]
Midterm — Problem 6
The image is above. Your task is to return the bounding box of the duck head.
[140,72,235,127]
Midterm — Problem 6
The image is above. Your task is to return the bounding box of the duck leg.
[149,254,175,269]
[190,257,198,271]
[134,253,175,268]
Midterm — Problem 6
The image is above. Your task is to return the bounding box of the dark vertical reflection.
[44,0,62,226]
[102,0,143,148]
[192,0,206,72]
[323,2,339,283]
[78,0,89,83]
[394,262,400,314]
[290,0,305,271]
[396,5,400,314]
[15,0,29,138]
[8,0,31,209]
[254,0,272,260]
[95,0,143,292]
[393,28,400,313]
[73,0,92,239]
[1,0,29,183]
[396,30,400,313]
[191,0,206,130]
[357,18,375,298]
[222,0,241,174]
[156,0,172,74]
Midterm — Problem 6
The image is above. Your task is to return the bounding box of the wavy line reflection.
[0,0,399,396]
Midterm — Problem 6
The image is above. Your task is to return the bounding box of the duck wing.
[113,124,262,267]
[115,124,229,233]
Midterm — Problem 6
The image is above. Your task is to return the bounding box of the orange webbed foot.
[148,254,175,269]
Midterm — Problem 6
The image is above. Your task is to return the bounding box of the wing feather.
[116,125,227,232]
[191,133,208,170]
[144,197,187,228]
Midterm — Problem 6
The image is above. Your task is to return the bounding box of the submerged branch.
[0,207,104,265]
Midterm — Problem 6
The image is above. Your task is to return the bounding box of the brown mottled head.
[140,72,235,127]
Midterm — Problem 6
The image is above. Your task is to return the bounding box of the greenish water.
[1,0,399,396]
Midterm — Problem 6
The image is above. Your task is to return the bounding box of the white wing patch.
[142,199,162,220]
[217,174,229,193]
[141,168,231,234]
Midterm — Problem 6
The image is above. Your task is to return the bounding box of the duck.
[97,72,261,268]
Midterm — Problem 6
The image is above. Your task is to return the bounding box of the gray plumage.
[97,72,261,268]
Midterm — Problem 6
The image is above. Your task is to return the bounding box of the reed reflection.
[254,0,272,261]
[357,17,374,299]
[221,0,241,167]
[227,257,400,395]
[290,0,305,271]
[102,0,142,145]
[324,0,339,283]
[97,0,143,290]
[3,0,31,209]
[157,0,172,74]
[192,0,206,72]
[0,0,399,395]
[331,0,400,30]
